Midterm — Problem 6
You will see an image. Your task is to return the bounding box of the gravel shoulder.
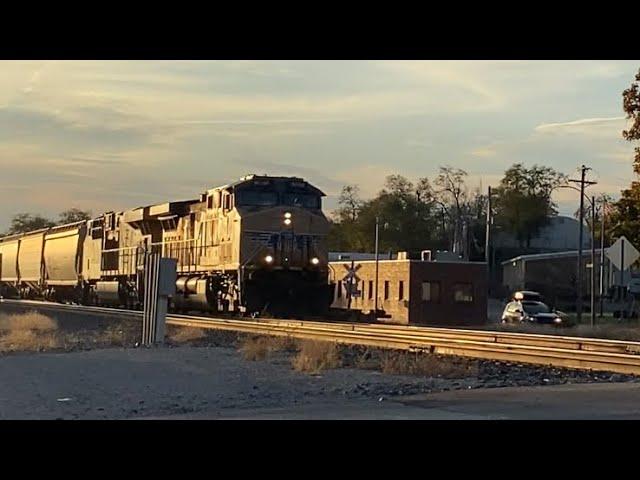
[2,302,640,419]
[1,343,638,420]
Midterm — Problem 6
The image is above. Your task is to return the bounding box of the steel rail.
[3,299,640,375]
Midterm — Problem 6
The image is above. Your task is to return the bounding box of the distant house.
[493,215,592,252]
[501,248,639,307]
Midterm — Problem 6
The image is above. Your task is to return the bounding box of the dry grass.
[239,335,296,361]
[98,325,127,346]
[379,351,477,378]
[0,311,138,352]
[0,329,60,352]
[0,311,61,352]
[572,325,640,342]
[168,327,207,343]
[0,311,58,332]
[291,340,341,374]
[490,322,640,342]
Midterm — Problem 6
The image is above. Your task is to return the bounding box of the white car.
[501,291,567,326]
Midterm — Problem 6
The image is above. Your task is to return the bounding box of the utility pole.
[568,165,597,324]
[374,216,379,319]
[599,196,606,318]
[485,186,492,282]
[591,196,596,327]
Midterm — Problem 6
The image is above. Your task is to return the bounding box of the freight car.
[0,175,331,317]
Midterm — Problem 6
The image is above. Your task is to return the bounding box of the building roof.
[502,248,606,265]
[494,215,591,251]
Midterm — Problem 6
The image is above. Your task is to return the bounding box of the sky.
[0,60,639,231]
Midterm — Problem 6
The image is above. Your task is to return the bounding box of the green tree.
[327,169,489,259]
[609,69,640,247]
[6,213,56,235]
[58,208,92,225]
[493,163,567,248]
[356,175,436,253]
[328,175,440,253]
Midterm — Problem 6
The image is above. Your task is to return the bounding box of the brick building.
[329,258,487,326]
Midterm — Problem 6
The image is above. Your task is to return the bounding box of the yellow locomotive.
[0,175,331,317]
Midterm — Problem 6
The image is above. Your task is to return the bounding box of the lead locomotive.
[0,175,331,317]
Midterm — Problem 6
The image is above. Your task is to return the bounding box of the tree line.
[2,209,92,236]
[328,164,566,260]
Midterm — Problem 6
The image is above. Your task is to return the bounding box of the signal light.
[310,257,320,265]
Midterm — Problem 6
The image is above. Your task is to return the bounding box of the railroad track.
[3,298,640,375]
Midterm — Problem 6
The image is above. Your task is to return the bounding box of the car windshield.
[522,302,551,314]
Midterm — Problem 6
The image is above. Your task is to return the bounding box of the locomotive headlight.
[283,218,292,226]
[284,212,292,219]
[264,255,274,264]
[310,257,320,265]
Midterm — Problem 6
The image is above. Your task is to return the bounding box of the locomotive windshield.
[237,190,279,206]
[283,193,320,209]
[236,183,321,210]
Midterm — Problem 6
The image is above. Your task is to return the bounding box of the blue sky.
[0,60,638,230]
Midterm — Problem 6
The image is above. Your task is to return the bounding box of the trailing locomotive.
[0,175,331,317]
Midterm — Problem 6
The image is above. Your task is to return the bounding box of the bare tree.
[336,185,362,222]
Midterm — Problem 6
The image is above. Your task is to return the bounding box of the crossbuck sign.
[342,263,362,297]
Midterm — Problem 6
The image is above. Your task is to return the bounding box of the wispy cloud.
[470,147,497,158]
[535,116,627,134]
[178,118,345,125]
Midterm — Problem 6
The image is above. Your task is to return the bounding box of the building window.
[384,281,389,300]
[398,281,404,300]
[368,280,373,299]
[421,282,440,302]
[337,281,342,298]
[453,283,473,303]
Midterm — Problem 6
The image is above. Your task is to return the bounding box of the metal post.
[374,216,379,318]
[599,197,606,318]
[591,196,595,327]
[576,166,587,324]
[485,186,492,283]
[620,238,625,301]
[347,259,354,311]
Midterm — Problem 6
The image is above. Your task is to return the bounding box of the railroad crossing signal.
[342,263,362,299]
[345,283,362,298]
[342,263,362,284]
